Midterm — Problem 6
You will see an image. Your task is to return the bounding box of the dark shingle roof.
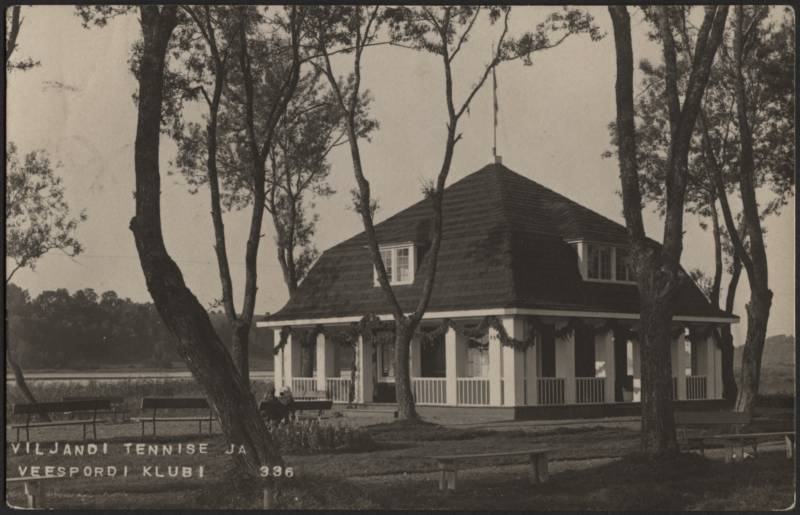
[268,163,731,322]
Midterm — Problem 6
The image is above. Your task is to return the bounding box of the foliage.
[5,283,271,370]
[267,419,376,454]
[5,143,87,283]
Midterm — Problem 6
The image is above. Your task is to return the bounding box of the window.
[615,247,633,282]
[588,244,612,280]
[374,244,415,286]
[576,241,635,283]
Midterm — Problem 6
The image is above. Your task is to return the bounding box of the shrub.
[267,419,375,454]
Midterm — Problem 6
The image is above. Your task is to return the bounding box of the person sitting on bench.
[260,385,291,425]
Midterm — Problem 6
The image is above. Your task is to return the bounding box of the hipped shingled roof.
[267,163,732,322]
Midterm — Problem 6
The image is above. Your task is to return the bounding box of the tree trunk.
[231,320,251,385]
[393,325,419,421]
[638,292,680,456]
[736,289,772,413]
[131,6,281,477]
[6,349,51,422]
[717,326,737,406]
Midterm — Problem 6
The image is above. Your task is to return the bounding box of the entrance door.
[574,326,596,377]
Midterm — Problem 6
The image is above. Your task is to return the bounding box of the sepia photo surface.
[5,4,796,510]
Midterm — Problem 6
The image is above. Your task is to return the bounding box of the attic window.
[572,241,634,284]
[374,243,415,286]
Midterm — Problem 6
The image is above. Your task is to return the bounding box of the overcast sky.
[6,6,795,343]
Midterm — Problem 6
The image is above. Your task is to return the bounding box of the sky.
[5,6,795,345]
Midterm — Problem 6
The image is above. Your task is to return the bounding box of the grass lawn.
[6,411,795,510]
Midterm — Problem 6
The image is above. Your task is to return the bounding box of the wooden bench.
[293,389,330,401]
[63,396,129,422]
[674,411,752,454]
[11,400,111,442]
[6,476,61,508]
[704,431,795,462]
[131,397,216,436]
[430,449,550,491]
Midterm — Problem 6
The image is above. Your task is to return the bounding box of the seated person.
[260,384,291,425]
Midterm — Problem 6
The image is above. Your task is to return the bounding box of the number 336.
[260,466,294,478]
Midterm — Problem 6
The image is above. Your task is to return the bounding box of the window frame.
[373,243,416,286]
[569,240,636,285]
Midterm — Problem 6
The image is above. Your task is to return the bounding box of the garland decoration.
[415,318,456,347]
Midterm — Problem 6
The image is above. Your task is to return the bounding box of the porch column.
[410,335,422,377]
[672,332,687,400]
[488,326,504,406]
[631,339,641,402]
[596,328,615,403]
[445,327,465,406]
[713,337,723,399]
[525,330,538,406]
[273,328,284,388]
[355,335,373,404]
[316,332,334,392]
[501,317,525,406]
[284,332,300,390]
[555,324,576,404]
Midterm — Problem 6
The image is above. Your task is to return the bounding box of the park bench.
[293,389,330,401]
[674,411,751,453]
[6,476,61,509]
[11,400,111,442]
[702,431,795,462]
[62,396,129,422]
[132,397,216,436]
[258,399,334,423]
[430,449,551,491]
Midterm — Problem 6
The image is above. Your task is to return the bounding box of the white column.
[410,336,422,377]
[501,317,525,406]
[631,339,641,402]
[596,329,615,403]
[273,328,284,388]
[488,326,504,406]
[445,327,458,405]
[316,332,334,392]
[356,335,373,404]
[555,324,576,404]
[673,332,687,400]
[525,330,538,406]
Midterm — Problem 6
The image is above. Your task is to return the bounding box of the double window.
[578,242,634,283]
[374,243,415,286]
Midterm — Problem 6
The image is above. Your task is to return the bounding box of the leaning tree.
[76,5,283,480]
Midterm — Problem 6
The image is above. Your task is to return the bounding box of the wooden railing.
[537,377,565,405]
[325,378,352,403]
[457,378,490,405]
[575,377,605,404]
[686,375,707,400]
[291,377,317,397]
[411,377,447,405]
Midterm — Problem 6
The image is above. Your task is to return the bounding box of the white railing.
[538,377,565,405]
[412,377,447,405]
[291,377,318,396]
[575,377,605,404]
[326,377,352,403]
[457,378,490,405]
[686,375,707,400]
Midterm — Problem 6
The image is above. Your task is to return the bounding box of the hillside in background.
[735,334,795,395]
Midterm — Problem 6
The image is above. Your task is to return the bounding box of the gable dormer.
[568,239,634,284]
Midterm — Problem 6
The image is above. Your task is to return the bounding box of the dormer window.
[374,243,415,286]
[570,240,634,284]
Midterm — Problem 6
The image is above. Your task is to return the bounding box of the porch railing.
[575,377,605,404]
[412,377,447,405]
[291,377,317,396]
[325,377,352,403]
[686,375,707,400]
[537,377,565,405]
[457,378,490,405]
